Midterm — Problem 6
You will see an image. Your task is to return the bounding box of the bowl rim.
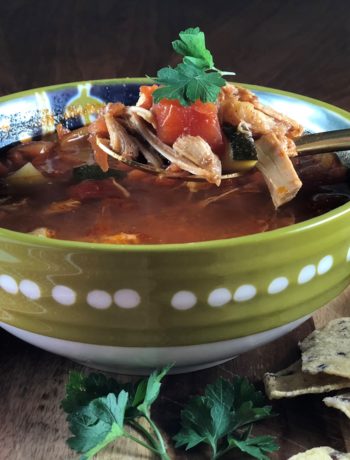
[1,77,350,252]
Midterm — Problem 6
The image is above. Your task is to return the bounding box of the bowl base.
[73,357,234,375]
[1,315,308,374]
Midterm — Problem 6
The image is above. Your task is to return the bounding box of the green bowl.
[0,79,349,374]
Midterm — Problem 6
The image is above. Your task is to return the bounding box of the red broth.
[0,137,349,244]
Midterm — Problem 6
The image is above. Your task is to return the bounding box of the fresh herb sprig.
[152,27,235,106]
[173,377,278,460]
[62,368,278,460]
[62,366,172,460]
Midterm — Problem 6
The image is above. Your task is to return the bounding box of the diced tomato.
[152,99,188,145]
[137,85,159,109]
[137,85,224,154]
[152,99,224,154]
[69,178,124,201]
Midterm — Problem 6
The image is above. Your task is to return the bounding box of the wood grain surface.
[1,0,350,459]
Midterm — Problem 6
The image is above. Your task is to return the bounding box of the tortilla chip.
[288,447,350,459]
[300,318,350,379]
[264,360,350,400]
[323,392,350,418]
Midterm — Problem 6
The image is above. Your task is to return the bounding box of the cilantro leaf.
[172,27,214,70]
[228,435,279,460]
[173,377,275,459]
[67,391,128,460]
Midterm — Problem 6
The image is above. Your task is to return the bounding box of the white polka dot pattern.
[52,285,76,306]
[87,290,112,310]
[171,291,197,310]
[19,279,41,300]
[233,284,257,302]
[0,251,343,309]
[317,255,333,275]
[0,274,18,294]
[208,288,231,307]
[268,277,289,294]
[298,264,316,284]
[114,289,140,309]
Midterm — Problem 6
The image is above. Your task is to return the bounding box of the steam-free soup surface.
[0,136,349,244]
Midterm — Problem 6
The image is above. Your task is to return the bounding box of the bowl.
[0,79,350,374]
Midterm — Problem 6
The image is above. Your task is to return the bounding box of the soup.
[0,132,348,244]
[0,26,349,245]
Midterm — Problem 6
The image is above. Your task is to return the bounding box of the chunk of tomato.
[187,100,224,154]
[137,85,224,154]
[152,99,224,154]
[152,99,188,145]
[137,85,159,110]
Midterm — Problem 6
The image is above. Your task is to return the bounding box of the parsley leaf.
[61,371,129,414]
[136,364,172,414]
[228,435,279,460]
[153,63,225,106]
[62,369,278,460]
[172,27,214,70]
[62,367,172,460]
[173,377,275,459]
[152,27,234,106]
[67,391,128,460]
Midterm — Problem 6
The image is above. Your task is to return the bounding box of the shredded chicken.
[132,137,164,168]
[0,198,28,212]
[105,102,126,118]
[255,133,302,208]
[220,84,303,140]
[94,83,305,206]
[127,106,157,129]
[104,112,138,159]
[172,136,222,186]
[30,227,56,238]
[218,83,304,206]
[44,199,81,215]
[129,114,222,185]
[91,232,140,244]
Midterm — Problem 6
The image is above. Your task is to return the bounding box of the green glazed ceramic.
[0,79,349,373]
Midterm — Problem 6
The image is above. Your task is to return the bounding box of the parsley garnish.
[62,370,278,460]
[173,377,278,459]
[152,27,235,106]
[62,366,172,460]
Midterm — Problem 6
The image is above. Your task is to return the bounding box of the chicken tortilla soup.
[0,28,349,244]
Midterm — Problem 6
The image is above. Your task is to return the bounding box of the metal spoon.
[295,128,350,171]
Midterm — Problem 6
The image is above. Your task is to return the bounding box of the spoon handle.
[295,128,350,155]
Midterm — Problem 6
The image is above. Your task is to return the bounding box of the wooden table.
[1,1,350,458]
